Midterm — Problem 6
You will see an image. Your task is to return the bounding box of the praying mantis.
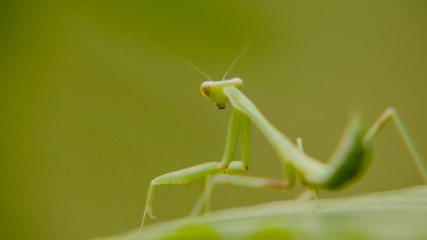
[138,56,427,232]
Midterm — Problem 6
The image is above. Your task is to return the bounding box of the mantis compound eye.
[200,78,243,110]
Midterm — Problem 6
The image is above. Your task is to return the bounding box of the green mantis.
[138,67,427,232]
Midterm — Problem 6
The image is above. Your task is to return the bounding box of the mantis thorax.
[201,78,243,109]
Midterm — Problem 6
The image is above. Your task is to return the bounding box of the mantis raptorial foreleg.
[138,107,290,231]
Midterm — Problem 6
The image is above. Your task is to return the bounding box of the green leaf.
[99,185,427,240]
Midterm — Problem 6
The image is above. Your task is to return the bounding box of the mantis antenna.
[222,43,251,80]
[176,55,213,81]
[177,44,251,81]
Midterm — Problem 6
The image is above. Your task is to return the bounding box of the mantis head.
[201,78,243,109]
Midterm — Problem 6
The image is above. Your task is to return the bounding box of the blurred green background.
[1,1,426,239]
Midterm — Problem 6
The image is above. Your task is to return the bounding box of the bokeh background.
[1,1,427,240]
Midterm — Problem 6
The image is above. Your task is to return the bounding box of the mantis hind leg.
[364,107,427,182]
[191,174,291,217]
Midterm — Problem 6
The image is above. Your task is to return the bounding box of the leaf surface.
[99,185,427,240]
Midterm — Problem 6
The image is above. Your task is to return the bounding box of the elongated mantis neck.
[222,86,328,184]
[200,79,328,183]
